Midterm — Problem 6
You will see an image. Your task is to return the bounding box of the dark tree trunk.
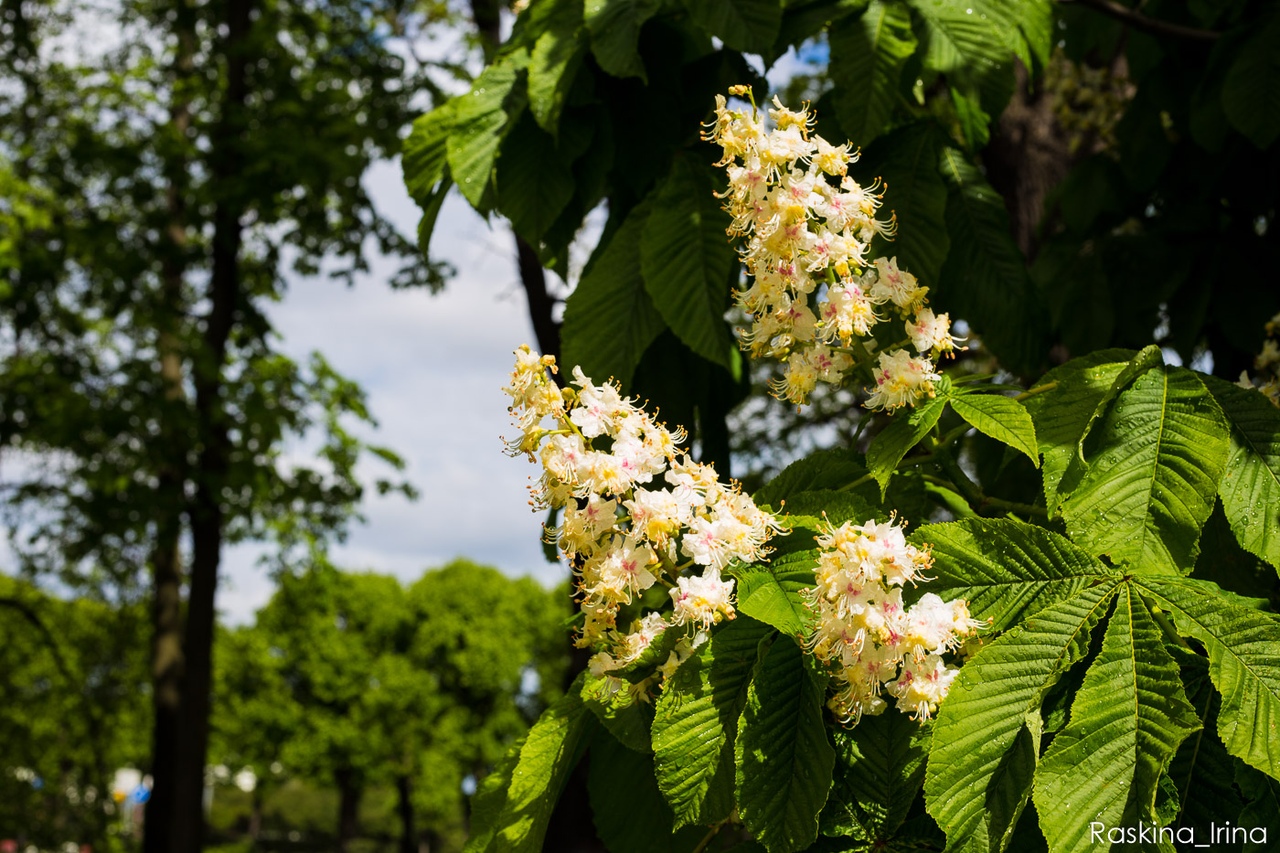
[981,59,1072,262]
[336,767,362,853]
[142,0,195,847]
[397,774,416,853]
[168,0,254,848]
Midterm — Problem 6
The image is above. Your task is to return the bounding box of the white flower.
[670,567,736,629]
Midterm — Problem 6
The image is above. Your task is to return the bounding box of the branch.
[1059,0,1220,41]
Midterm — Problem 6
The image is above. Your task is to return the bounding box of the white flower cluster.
[803,516,983,724]
[705,86,961,409]
[1236,311,1280,407]
[504,345,783,692]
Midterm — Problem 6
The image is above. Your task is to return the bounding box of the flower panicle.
[709,86,966,409]
[504,346,785,691]
[801,514,985,724]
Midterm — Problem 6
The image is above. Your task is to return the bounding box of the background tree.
[0,576,150,850]
[239,560,567,853]
[0,0,456,848]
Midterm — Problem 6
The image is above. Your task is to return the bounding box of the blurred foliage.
[208,559,569,852]
[0,576,149,849]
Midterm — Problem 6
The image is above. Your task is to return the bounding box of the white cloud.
[218,160,568,624]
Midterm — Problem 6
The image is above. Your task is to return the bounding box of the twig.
[1059,0,1220,41]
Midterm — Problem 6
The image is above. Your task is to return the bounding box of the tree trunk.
[168,0,254,848]
[397,774,416,853]
[142,0,194,847]
[336,767,362,853]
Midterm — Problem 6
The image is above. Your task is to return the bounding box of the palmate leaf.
[949,393,1038,467]
[446,55,530,208]
[925,581,1122,853]
[936,147,1046,374]
[1021,348,1140,514]
[1136,576,1280,780]
[828,1,917,147]
[583,0,659,82]
[582,671,654,753]
[468,674,598,853]
[462,732,528,853]
[906,0,1013,114]
[589,731,706,853]
[526,0,586,133]
[916,519,1118,632]
[1222,8,1280,149]
[736,638,835,853]
[651,617,771,828]
[866,393,948,493]
[1032,586,1201,853]
[820,713,930,842]
[734,548,819,640]
[684,0,783,53]
[640,157,738,371]
[560,199,666,389]
[495,112,575,243]
[859,122,950,287]
[1061,366,1229,575]
[1204,375,1280,571]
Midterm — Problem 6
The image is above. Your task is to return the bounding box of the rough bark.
[981,60,1073,262]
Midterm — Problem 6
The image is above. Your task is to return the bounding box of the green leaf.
[1061,366,1230,575]
[584,0,659,82]
[582,671,654,753]
[462,733,528,853]
[414,173,452,259]
[403,100,458,205]
[754,450,867,504]
[1167,650,1245,836]
[1236,760,1280,837]
[865,394,948,493]
[561,199,666,389]
[736,639,835,853]
[589,731,701,853]
[967,0,1052,72]
[652,617,772,828]
[1204,375,1280,570]
[1221,9,1280,149]
[949,85,990,151]
[770,0,870,63]
[527,0,587,133]
[1020,349,1139,514]
[949,393,1038,467]
[1032,586,1201,853]
[734,549,819,640]
[1074,344,1164,464]
[495,112,575,243]
[1136,577,1280,780]
[937,146,1046,374]
[859,122,950,287]
[481,675,598,852]
[686,0,784,53]
[925,581,1122,852]
[917,518,1117,632]
[447,57,530,208]
[828,1,917,146]
[907,0,1013,115]
[820,713,930,841]
[640,157,737,371]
